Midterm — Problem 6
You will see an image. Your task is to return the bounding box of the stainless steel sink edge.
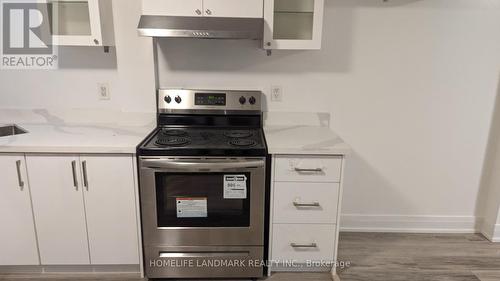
[0,124,28,137]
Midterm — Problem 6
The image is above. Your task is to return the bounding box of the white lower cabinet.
[26,154,139,265]
[0,154,39,265]
[272,224,336,263]
[273,182,339,224]
[81,155,139,264]
[28,155,90,265]
[270,155,344,275]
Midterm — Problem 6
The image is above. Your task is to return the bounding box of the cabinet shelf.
[45,0,114,46]
[264,0,324,50]
[274,11,314,14]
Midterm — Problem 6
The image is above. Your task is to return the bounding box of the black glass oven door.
[155,172,251,227]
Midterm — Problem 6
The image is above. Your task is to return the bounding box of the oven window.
[155,172,251,227]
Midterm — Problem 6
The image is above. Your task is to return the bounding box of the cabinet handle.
[15,160,24,190]
[82,160,88,190]
[93,39,99,45]
[294,167,323,173]
[293,201,320,207]
[290,243,317,248]
[195,9,201,15]
[71,160,78,190]
[205,9,212,15]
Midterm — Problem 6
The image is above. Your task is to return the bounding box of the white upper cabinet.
[263,0,324,49]
[0,155,39,266]
[142,0,263,18]
[45,0,114,46]
[142,0,203,17]
[27,155,90,265]
[81,155,139,265]
[203,0,263,18]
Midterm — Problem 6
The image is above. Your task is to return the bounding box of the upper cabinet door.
[142,0,203,16]
[27,155,90,265]
[203,0,263,18]
[263,0,324,49]
[80,155,139,265]
[0,155,39,265]
[46,0,113,46]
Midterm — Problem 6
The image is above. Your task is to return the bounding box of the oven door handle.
[141,159,265,170]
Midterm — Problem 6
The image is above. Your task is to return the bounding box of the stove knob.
[239,96,246,105]
[249,96,256,105]
[164,95,172,103]
[175,96,182,104]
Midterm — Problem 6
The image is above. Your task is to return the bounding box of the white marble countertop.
[264,125,351,155]
[0,109,350,155]
[0,109,155,154]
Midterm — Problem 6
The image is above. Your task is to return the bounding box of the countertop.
[0,109,350,155]
[0,109,155,154]
[264,125,351,155]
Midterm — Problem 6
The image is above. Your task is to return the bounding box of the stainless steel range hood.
[138,16,263,40]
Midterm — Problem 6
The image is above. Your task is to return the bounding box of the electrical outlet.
[271,86,283,102]
[98,83,110,100]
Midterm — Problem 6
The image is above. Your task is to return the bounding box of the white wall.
[1,0,500,232]
[0,0,156,112]
[156,0,500,232]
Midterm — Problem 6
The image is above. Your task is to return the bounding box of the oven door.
[139,157,266,247]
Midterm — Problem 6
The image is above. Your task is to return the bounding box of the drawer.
[274,156,342,182]
[271,224,336,264]
[273,182,339,224]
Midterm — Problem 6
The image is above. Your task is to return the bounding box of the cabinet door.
[27,155,90,265]
[81,155,139,264]
[142,0,203,16]
[203,0,263,18]
[263,0,324,49]
[48,0,104,46]
[0,155,39,265]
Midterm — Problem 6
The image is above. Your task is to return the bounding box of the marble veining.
[264,125,351,155]
[0,108,155,154]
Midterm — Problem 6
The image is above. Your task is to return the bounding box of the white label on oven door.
[223,175,247,199]
[176,197,207,218]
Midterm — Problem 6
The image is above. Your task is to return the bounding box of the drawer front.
[271,224,335,263]
[274,156,342,182]
[273,182,339,224]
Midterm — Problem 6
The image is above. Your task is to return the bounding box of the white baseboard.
[0,265,140,274]
[340,214,478,233]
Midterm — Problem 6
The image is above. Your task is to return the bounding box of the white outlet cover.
[98,83,110,100]
[271,86,283,102]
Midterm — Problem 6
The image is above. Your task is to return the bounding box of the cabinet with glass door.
[41,0,114,46]
[263,0,324,50]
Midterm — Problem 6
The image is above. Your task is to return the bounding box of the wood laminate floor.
[1,233,499,281]
[337,232,500,281]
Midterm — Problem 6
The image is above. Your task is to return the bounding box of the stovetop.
[138,127,267,156]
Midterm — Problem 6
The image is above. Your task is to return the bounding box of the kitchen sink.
[0,125,28,137]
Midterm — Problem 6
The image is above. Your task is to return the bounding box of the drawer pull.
[294,167,323,173]
[290,243,317,248]
[293,201,320,207]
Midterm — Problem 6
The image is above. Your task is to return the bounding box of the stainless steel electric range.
[137,89,268,279]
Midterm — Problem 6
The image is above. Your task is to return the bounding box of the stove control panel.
[158,89,262,113]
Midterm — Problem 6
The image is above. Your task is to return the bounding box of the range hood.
[138,16,263,40]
